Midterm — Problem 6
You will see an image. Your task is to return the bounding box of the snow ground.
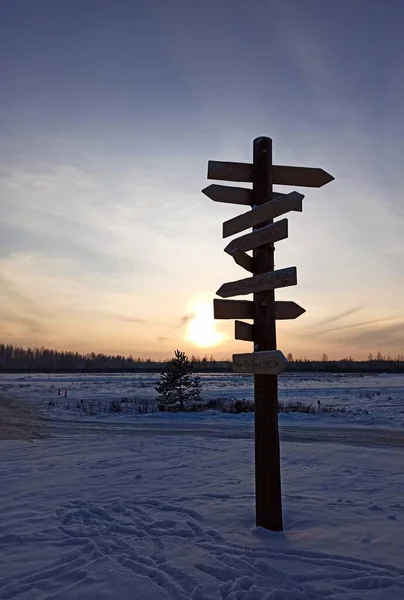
[1,425,404,599]
[1,373,404,598]
[1,371,404,428]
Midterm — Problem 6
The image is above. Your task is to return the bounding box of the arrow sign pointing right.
[213,299,305,320]
[275,301,306,320]
[232,350,288,374]
[208,161,334,188]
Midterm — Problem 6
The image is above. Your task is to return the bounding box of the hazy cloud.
[333,321,404,350]
[175,314,194,329]
[115,316,147,324]
[314,305,366,327]
[0,272,50,337]
[312,316,395,337]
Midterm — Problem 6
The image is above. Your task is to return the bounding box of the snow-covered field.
[1,426,404,599]
[1,371,404,428]
[1,373,404,599]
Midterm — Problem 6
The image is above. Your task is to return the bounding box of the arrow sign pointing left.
[225,219,288,254]
[231,250,254,272]
[202,184,285,206]
[216,266,297,298]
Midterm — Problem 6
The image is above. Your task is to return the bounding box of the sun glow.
[185,302,225,348]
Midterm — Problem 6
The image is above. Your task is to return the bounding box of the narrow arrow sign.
[213,299,305,320]
[216,266,297,298]
[223,192,303,238]
[225,219,288,254]
[235,320,253,341]
[208,161,334,188]
[231,249,254,272]
[275,301,306,320]
[213,299,254,320]
[232,350,288,374]
[202,184,284,206]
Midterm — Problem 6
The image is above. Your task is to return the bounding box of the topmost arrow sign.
[207,161,334,188]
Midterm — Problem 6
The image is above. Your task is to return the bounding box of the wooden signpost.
[203,137,333,532]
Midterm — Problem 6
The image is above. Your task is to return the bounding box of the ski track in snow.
[1,429,404,599]
[2,495,404,600]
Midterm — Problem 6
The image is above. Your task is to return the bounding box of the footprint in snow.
[368,504,384,512]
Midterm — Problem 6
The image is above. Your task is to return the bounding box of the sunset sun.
[185,302,225,348]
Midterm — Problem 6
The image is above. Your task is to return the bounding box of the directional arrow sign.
[214,299,254,320]
[225,219,288,254]
[275,301,306,320]
[208,161,334,188]
[223,192,303,238]
[214,299,305,320]
[216,266,297,298]
[202,184,284,206]
[273,166,334,188]
[231,249,254,272]
[235,320,253,341]
[208,161,252,183]
[232,350,288,374]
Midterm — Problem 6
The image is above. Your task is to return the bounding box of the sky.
[1,0,404,360]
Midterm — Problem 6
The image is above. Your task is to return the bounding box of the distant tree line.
[286,352,404,362]
[0,344,152,371]
[1,343,403,372]
[0,344,227,371]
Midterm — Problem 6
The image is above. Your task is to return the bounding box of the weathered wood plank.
[202,184,252,205]
[207,161,252,182]
[235,320,253,341]
[231,249,254,272]
[213,299,305,320]
[223,192,303,238]
[274,301,306,320]
[213,299,254,320]
[232,350,288,374]
[202,184,284,206]
[224,219,288,254]
[208,160,334,188]
[216,266,297,298]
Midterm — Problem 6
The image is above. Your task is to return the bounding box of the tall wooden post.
[204,136,334,531]
[252,137,283,531]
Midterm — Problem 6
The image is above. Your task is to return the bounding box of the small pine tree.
[156,350,202,411]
